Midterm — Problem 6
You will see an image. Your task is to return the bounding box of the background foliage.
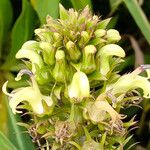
[0,0,150,149]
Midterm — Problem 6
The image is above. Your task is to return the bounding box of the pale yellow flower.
[97,44,125,75]
[68,71,90,102]
[111,67,150,98]
[2,70,53,115]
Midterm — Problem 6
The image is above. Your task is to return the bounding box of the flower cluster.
[3,4,150,149]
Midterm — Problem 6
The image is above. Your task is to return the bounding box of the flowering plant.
[3,4,150,149]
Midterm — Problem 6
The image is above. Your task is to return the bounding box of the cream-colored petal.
[88,100,121,123]
[42,95,53,106]
[68,71,90,100]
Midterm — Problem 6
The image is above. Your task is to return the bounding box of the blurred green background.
[0,0,150,149]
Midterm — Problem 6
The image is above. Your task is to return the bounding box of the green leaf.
[71,0,92,10]
[59,3,69,20]
[123,0,150,44]
[2,0,38,70]
[97,18,112,29]
[31,0,60,24]
[109,0,122,15]
[0,0,13,58]
[0,131,18,150]
[3,95,35,150]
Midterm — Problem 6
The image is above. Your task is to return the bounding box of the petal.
[2,81,14,97]
[68,71,90,100]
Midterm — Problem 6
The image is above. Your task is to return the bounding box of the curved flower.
[111,67,150,98]
[16,48,44,73]
[68,71,90,102]
[84,99,122,123]
[2,70,53,115]
[97,44,125,75]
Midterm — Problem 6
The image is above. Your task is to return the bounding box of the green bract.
[3,4,150,150]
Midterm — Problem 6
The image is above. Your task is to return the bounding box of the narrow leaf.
[0,0,13,58]
[97,18,112,29]
[109,0,122,15]
[71,0,92,10]
[0,131,18,150]
[2,0,38,70]
[123,0,150,44]
[31,0,60,24]
[3,95,35,150]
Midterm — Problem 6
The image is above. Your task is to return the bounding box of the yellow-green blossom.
[97,44,125,75]
[16,48,44,73]
[111,67,150,98]
[84,98,122,123]
[2,70,53,115]
[68,71,90,102]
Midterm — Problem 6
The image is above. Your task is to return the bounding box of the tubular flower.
[111,66,150,98]
[16,48,44,73]
[2,70,53,115]
[81,45,97,74]
[68,71,90,102]
[97,44,125,75]
[84,99,122,124]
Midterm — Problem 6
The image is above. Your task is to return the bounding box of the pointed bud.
[96,18,111,29]
[66,41,81,62]
[68,71,90,103]
[59,4,69,20]
[16,49,44,73]
[81,45,97,74]
[97,44,125,75]
[94,29,106,38]
[53,32,63,47]
[39,42,55,65]
[52,50,66,83]
[105,29,121,43]
[34,29,53,42]
[79,31,90,47]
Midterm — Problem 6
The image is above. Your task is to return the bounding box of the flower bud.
[59,4,69,20]
[97,44,125,75]
[81,45,97,74]
[96,18,111,29]
[53,32,63,47]
[34,29,52,42]
[66,41,81,62]
[52,50,66,83]
[105,29,121,43]
[16,49,44,73]
[39,42,55,65]
[34,65,53,85]
[79,31,90,47]
[94,29,106,38]
[68,71,90,102]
